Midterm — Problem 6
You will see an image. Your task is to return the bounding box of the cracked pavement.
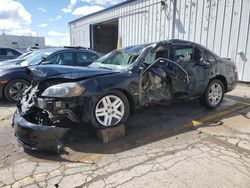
[0,84,250,188]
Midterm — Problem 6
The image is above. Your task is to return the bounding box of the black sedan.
[13,39,238,151]
[0,47,102,102]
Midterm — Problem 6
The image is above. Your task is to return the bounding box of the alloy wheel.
[95,95,125,126]
[208,83,222,106]
[9,82,28,101]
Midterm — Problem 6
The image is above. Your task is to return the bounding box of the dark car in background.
[0,50,42,67]
[0,47,22,62]
[0,47,102,102]
[13,39,238,151]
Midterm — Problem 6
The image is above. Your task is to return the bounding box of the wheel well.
[114,89,135,114]
[211,75,228,92]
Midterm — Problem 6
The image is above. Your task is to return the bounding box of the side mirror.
[41,61,53,65]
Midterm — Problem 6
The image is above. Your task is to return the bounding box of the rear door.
[172,44,211,95]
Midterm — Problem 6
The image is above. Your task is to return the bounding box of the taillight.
[233,63,237,72]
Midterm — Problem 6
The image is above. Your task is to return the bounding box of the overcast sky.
[0,0,125,46]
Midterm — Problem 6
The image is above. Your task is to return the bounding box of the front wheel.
[4,79,29,103]
[201,79,225,109]
[90,90,130,128]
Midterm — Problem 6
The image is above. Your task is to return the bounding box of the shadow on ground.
[22,96,249,163]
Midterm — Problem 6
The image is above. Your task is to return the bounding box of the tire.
[4,79,29,103]
[90,90,130,128]
[201,79,225,109]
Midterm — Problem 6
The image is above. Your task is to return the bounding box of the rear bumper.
[13,108,70,151]
[227,73,238,92]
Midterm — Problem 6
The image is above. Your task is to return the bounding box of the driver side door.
[139,58,190,105]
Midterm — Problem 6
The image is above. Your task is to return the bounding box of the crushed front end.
[13,81,85,152]
[12,65,116,152]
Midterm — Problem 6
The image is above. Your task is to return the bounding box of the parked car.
[0,47,102,102]
[0,50,41,67]
[0,47,22,62]
[13,39,238,152]
[27,46,39,52]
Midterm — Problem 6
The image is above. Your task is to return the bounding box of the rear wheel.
[4,79,29,102]
[90,90,130,128]
[201,79,225,109]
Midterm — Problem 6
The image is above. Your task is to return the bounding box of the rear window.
[202,49,216,61]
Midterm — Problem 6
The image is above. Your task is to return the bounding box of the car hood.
[0,64,27,73]
[0,59,24,67]
[27,64,117,81]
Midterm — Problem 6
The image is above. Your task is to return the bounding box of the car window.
[47,52,74,65]
[0,49,7,56]
[143,45,169,65]
[174,46,193,62]
[77,52,99,65]
[202,49,216,62]
[143,53,156,65]
[12,50,21,56]
[6,49,15,56]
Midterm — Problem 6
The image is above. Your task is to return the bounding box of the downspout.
[89,25,93,49]
[171,0,177,39]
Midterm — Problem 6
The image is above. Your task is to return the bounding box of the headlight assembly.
[41,82,85,98]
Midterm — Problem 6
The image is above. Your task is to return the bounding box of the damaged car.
[13,39,238,152]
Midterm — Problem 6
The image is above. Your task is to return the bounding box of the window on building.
[35,43,39,46]
[12,42,18,45]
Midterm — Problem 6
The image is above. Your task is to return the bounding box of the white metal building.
[0,34,45,52]
[69,0,250,82]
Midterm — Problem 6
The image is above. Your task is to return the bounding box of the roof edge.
[69,0,136,25]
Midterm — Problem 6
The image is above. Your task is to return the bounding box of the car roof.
[44,47,101,54]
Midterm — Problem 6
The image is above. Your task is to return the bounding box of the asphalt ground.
[0,84,249,187]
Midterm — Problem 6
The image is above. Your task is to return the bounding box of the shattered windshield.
[89,44,151,71]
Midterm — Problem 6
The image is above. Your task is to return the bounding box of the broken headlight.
[41,83,84,98]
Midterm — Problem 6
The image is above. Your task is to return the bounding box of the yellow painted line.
[10,173,47,188]
[233,100,250,106]
[0,115,12,122]
[191,103,249,127]
[75,101,250,161]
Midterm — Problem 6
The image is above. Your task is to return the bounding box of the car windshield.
[17,52,31,59]
[17,50,43,60]
[20,49,58,66]
[89,44,150,71]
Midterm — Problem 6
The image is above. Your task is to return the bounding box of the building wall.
[0,34,45,52]
[69,0,250,82]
